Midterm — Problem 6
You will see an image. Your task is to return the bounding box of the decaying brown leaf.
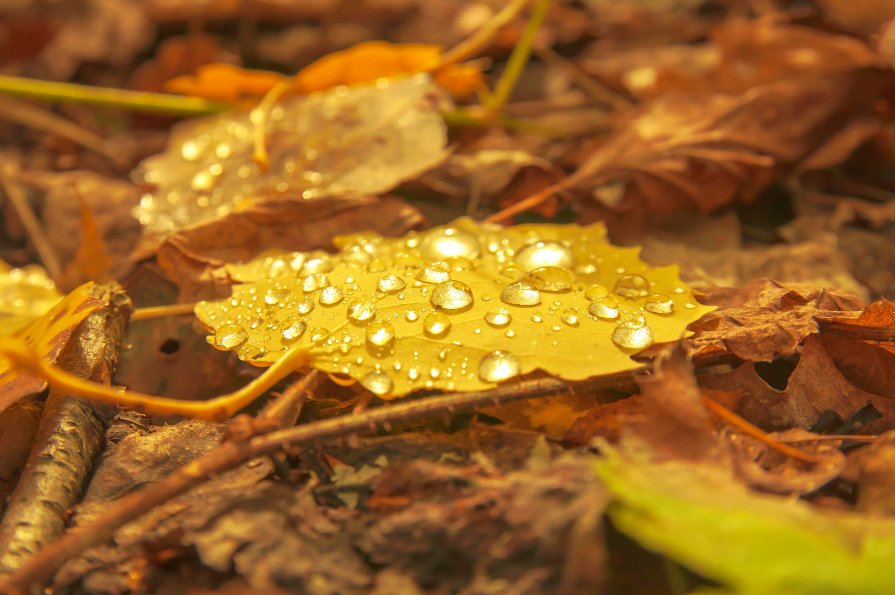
[688,279,865,364]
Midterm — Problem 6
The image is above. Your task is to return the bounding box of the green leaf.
[595,447,895,595]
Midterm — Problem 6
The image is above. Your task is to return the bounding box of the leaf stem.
[484,0,550,117]
[131,303,198,321]
[0,75,229,116]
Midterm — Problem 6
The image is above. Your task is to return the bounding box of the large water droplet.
[484,307,512,328]
[361,370,394,396]
[421,227,480,260]
[347,299,376,324]
[477,351,521,382]
[302,274,330,292]
[416,261,451,284]
[296,298,315,315]
[584,284,609,301]
[215,324,248,349]
[587,297,620,320]
[405,309,419,322]
[377,274,406,294]
[500,281,541,306]
[430,281,474,311]
[643,293,675,314]
[366,259,388,273]
[561,308,580,326]
[281,322,307,342]
[365,321,396,349]
[264,287,289,305]
[515,241,574,271]
[611,318,654,349]
[524,266,573,292]
[423,312,451,337]
[300,256,333,276]
[319,286,344,305]
[309,327,330,343]
[614,274,650,299]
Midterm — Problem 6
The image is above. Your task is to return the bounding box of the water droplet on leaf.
[366,320,396,349]
[377,274,406,294]
[515,241,574,271]
[361,370,393,396]
[500,281,541,306]
[347,299,376,324]
[584,284,609,301]
[281,322,307,342]
[416,262,451,284]
[430,281,473,311]
[561,308,579,326]
[319,286,344,305]
[643,293,675,314]
[611,318,654,349]
[614,274,650,299]
[524,266,573,292]
[477,350,521,382]
[421,227,480,260]
[215,324,248,348]
[423,312,451,337]
[484,307,512,328]
[587,297,620,320]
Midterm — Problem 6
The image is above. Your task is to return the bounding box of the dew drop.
[267,259,288,277]
[377,274,406,294]
[524,266,574,292]
[264,287,289,305]
[500,263,525,278]
[215,324,248,349]
[347,299,376,324]
[423,312,451,337]
[421,227,480,260]
[614,274,651,299]
[365,321,396,349]
[515,241,574,271]
[643,293,675,314]
[584,284,609,301]
[684,302,697,309]
[531,313,543,323]
[611,318,654,350]
[281,322,307,342]
[416,261,451,284]
[477,351,521,383]
[408,367,420,381]
[505,329,517,338]
[561,308,580,326]
[405,309,419,322]
[319,286,344,305]
[366,259,388,273]
[430,281,474,311]
[484,307,512,328]
[289,253,307,272]
[361,370,394,396]
[249,317,263,329]
[500,281,541,306]
[587,297,620,320]
[297,298,315,314]
[309,327,329,343]
[302,274,330,292]
[301,256,333,276]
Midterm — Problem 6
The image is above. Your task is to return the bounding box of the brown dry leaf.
[843,431,895,515]
[0,282,106,415]
[561,395,645,447]
[688,279,865,364]
[630,345,721,462]
[57,194,113,290]
[569,69,893,215]
[700,334,895,432]
[144,196,424,301]
[128,33,237,95]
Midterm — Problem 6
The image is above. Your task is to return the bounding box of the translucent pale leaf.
[0,261,61,336]
[133,74,449,234]
[195,219,714,398]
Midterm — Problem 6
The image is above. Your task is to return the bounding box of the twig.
[0,373,630,594]
[130,303,198,321]
[0,284,130,576]
[0,163,63,280]
[0,75,228,116]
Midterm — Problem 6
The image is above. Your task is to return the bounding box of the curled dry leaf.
[688,279,865,364]
[133,74,449,234]
[195,218,713,397]
[570,69,892,215]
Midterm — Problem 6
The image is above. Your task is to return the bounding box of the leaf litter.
[2,1,895,593]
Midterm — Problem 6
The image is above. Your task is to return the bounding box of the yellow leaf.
[0,261,61,336]
[165,63,287,104]
[0,282,104,413]
[195,218,714,398]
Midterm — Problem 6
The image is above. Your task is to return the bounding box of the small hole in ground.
[159,339,180,355]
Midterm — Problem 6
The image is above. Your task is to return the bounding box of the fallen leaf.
[562,395,645,447]
[57,194,114,290]
[699,334,895,432]
[0,282,107,415]
[0,261,61,336]
[688,279,865,364]
[146,196,424,301]
[843,431,895,515]
[569,69,893,215]
[596,446,895,595]
[196,218,713,397]
[133,74,449,234]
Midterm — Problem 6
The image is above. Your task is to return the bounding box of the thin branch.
[0,163,63,280]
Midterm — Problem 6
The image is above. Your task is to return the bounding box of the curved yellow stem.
[251,79,293,171]
[0,339,311,421]
[131,303,198,321]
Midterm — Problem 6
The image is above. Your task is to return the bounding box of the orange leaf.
[165,63,286,103]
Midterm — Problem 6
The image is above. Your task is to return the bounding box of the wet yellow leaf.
[0,282,104,413]
[0,261,62,336]
[196,219,714,398]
